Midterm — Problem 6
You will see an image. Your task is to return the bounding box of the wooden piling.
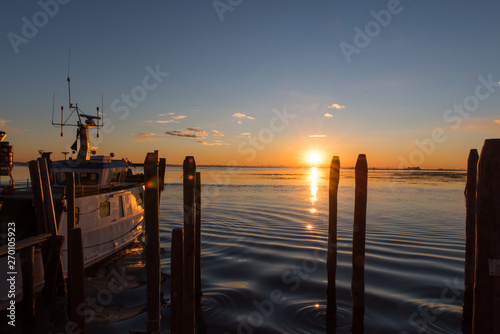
[195,171,202,311]
[352,154,367,334]
[462,149,478,333]
[327,156,340,331]
[66,172,76,231]
[37,157,58,236]
[144,151,161,334]
[41,235,65,299]
[183,156,196,334]
[472,139,500,333]
[171,228,184,334]
[68,227,85,333]
[21,246,35,323]
[28,160,48,234]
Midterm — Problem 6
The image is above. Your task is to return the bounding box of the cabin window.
[80,172,99,185]
[75,207,80,224]
[56,172,79,185]
[120,171,127,182]
[135,192,143,206]
[99,201,110,218]
[111,171,120,183]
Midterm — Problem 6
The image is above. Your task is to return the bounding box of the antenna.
[67,49,72,108]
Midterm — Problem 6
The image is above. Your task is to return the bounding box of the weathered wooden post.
[28,160,48,234]
[327,156,340,332]
[171,228,184,334]
[38,157,58,236]
[183,156,196,333]
[145,151,161,333]
[352,154,367,334]
[21,246,35,325]
[195,171,202,314]
[68,227,85,333]
[66,172,76,232]
[472,139,500,333]
[462,149,478,333]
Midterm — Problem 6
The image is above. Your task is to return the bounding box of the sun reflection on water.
[309,167,318,213]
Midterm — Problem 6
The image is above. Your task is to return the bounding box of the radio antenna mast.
[67,49,72,108]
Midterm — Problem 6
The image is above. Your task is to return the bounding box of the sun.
[308,152,321,165]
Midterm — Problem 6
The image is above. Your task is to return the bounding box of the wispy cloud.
[155,120,178,123]
[172,115,186,119]
[239,132,251,137]
[309,135,326,138]
[232,112,255,124]
[324,113,333,118]
[165,128,207,139]
[198,140,229,146]
[213,130,224,136]
[495,120,500,124]
[133,132,157,142]
[328,103,345,110]
[0,118,12,124]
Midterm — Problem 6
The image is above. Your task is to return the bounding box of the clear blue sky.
[1,0,499,168]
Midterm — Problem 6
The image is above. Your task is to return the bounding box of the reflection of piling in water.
[462,149,478,333]
[326,156,340,332]
[352,154,367,334]
[470,139,500,334]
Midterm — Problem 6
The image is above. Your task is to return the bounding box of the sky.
[1,0,499,168]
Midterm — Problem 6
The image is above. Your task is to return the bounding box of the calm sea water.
[7,166,467,333]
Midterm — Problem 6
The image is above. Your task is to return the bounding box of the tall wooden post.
[195,171,202,313]
[68,227,85,333]
[183,156,196,334]
[171,228,184,334]
[327,156,340,332]
[66,172,76,232]
[38,157,58,236]
[28,160,48,234]
[352,154,367,334]
[473,139,500,333]
[21,246,35,326]
[145,151,161,333]
[462,149,478,333]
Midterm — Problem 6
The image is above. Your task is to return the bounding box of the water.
[6,166,467,333]
[163,167,466,334]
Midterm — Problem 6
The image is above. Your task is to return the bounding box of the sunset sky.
[1,1,499,168]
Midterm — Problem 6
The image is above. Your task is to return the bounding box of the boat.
[0,95,163,310]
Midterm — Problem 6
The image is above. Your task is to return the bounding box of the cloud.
[133,132,157,142]
[324,113,333,118]
[172,115,186,119]
[232,113,255,124]
[309,135,326,138]
[155,120,178,123]
[495,120,500,124]
[328,103,345,110]
[165,128,207,139]
[198,140,229,146]
[213,130,224,136]
[0,119,12,124]
[239,132,251,137]
[138,133,156,137]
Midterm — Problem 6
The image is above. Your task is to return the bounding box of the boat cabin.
[49,156,130,189]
